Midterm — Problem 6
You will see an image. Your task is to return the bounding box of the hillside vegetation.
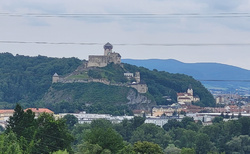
[42,82,135,115]
[123,63,215,107]
[0,53,81,108]
[0,53,215,113]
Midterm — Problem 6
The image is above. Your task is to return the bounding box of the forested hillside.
[0,53,81,108]
[0,53,215,113]
[123,63,215,107]
[42,82,136,115]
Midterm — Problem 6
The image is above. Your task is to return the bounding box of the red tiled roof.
[0,109,14,114]
[177,93,192,96]
[178,97,192,100]
[187,105,202,109]
[25,108,54,114]
[133,110,150,114]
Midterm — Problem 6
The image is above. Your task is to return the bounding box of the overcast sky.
[1,0,250,70]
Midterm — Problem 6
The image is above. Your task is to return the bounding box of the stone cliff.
[126,89,155,111]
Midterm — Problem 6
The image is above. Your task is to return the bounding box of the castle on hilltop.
[87,42,121,67]
[52,42,148,93]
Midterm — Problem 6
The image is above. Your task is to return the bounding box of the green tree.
[90,119,112,129]
[202,123,222,143]
[0,131,23,154]
[181,117,194,129]
[63,114,78,129]
[195,133,213,154]
[212,116,223,124]
[6,104,36,138]
[178,129,197,148]
[117,144,135,154]
[231,113,235,119]
[84,126,124,153]
[114,119,133,141]
[35,113,74,153]
[220,112,225,118]
[130,116,146,130]
[130,123,170,148]
[71,123,91,145]
[226,135,250,154]
[238,112,242,118]
[52,150,69,154]
[238,117,250,135]
[181,148,195,154]
[225,113,230,119]
[133,141,163,154]
[163,119,183,131]
[6,104,74,154]
[164,144,181,154]
[76,141,103,154]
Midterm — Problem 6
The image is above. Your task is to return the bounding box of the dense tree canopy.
[5,104,74,154]
[2,106,250,154]
[0,53,81,108]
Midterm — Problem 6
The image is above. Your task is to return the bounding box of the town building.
[24,108,54,118]
[58,112,133,124]
[145,116,182,127]
[177,85,200,103]
[152,104,182,117]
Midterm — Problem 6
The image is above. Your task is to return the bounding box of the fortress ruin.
[87,42,121,67]
[52,42,148,93]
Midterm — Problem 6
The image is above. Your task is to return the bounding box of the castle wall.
[88,55,108,67]
[130,84,148,93]
[124,73,134,77]
[108,53,121,64]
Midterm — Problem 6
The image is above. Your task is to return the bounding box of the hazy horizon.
[1,0,250,70]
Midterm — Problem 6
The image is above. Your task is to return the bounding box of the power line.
[1,12,250,18]
[198,80,250,82]
[1,41,250,46]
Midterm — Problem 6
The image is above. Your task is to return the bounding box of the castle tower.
[135,72,140,83]
[104,42,113,56]
[52,73,59,83]
[187,84,193,96]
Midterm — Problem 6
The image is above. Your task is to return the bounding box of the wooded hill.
[0,53,215,114]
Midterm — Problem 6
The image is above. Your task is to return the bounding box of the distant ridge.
[122,59,250,92]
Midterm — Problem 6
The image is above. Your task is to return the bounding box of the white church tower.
[187,84,193,96]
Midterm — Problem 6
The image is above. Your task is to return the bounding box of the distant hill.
[122,59,250,93]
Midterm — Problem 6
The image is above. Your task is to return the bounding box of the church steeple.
[187,84,193,96]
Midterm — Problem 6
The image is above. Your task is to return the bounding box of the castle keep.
[87,42,121,67]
